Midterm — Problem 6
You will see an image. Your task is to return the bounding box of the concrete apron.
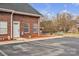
[0,36,63,45]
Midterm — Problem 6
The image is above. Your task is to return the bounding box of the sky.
[30,3,79,18]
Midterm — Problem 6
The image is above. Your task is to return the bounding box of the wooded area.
[40,11,78,34]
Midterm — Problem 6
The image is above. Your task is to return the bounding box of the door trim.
[13,21,20,38]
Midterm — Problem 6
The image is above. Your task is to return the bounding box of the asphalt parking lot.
[0,37,79,56]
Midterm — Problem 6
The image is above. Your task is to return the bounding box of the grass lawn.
[63,33,79,38]
[52,32,79,38]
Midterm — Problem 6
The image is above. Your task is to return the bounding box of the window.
[24,23,29,32]
[0,21,7,34]
[32,23,38,33]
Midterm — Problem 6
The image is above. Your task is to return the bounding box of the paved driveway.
[0,37,79,56]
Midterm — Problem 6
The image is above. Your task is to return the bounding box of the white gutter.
[0,8,13,12]
[14,11,40,17]
[0,8,41,17]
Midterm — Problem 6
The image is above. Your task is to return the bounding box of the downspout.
[38,17,40,36]
[11,11,13,39]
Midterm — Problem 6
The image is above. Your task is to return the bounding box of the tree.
[40,20,54,34]
[40,11,76,34]
[53,11,76,32]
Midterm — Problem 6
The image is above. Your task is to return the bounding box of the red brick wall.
[13,14,39,38]
[0,12,40,41]
[0,12,11,41]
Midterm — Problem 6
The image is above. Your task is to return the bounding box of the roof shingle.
[0,3,41,15]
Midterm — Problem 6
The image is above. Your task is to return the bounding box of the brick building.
[0,3,41,41]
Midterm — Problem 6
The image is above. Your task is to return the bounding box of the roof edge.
[0,8,41,17]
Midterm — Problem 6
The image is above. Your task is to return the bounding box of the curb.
[0,36,63,45]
